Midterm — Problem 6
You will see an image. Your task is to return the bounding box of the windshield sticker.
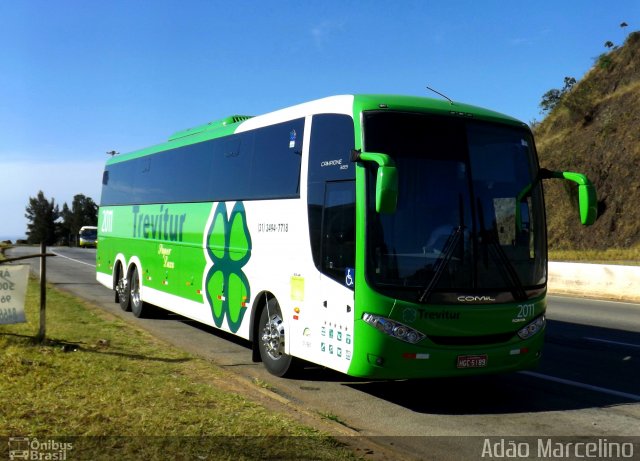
[289,129,297,148]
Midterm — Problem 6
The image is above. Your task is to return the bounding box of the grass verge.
[0,274,357,460]
[549,246,640,265]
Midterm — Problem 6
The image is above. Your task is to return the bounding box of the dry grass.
[549,246,640,265]
[0,277,356,460]
[536,31,640,253]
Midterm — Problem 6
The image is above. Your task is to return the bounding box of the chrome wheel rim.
[116,274,127,299]
[261,312,285,360]
[131,271,141,308]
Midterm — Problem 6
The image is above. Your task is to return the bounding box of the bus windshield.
[80,228,97,239]
[364,111,546,303]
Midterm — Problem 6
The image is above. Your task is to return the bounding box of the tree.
[25,191,60,245]
[540,88,562,113]
[562,76,577,92]
[59,194,98,246]
[539,76,577,115]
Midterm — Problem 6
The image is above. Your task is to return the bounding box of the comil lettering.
[132,205,186,241]
[457,295,496,302]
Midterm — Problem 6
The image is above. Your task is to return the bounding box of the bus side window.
[322,181,355,285]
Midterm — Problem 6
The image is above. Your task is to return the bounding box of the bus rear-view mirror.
[353,151,398,214]
[541,169,597,226]
[375,165,398,214]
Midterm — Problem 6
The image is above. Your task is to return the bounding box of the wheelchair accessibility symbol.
[345,268,354,288]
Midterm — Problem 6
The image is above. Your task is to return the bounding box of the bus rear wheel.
[116,265,131,311]
[258,298,293,377]
[129,266,148,318]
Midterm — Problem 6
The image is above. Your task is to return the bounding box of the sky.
[1,0,638,240]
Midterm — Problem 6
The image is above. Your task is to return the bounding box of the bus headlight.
[517,315,546,340]
[362,313,426,344]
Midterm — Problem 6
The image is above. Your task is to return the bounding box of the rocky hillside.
[534,31,640,251]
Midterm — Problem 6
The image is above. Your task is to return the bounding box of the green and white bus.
[97,95,596,379]
[79,225,98,248]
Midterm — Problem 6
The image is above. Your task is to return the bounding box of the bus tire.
[116,264,131,311]
[129,266,148,318]
[258,298,294,377]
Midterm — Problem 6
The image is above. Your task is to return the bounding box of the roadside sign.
[0,264,29,324]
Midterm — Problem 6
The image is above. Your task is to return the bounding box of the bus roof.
[106,94,527,166]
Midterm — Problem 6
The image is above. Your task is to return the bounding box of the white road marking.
[520,371,640,402]
[50,249,96,268]
[584,337,640,349]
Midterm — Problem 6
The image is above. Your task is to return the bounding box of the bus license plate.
[457,354,488,368]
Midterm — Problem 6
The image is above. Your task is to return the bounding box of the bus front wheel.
[258,298,293,377]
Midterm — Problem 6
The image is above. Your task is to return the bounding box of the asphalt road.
[6,246,640,460]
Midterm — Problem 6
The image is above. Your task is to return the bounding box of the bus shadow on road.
[345,371,639,416]
[344,319,640,415]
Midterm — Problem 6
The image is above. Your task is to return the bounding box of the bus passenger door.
[304,113,356,372]
[316,180,356,374]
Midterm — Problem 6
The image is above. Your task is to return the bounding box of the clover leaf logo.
[204,202,252,332]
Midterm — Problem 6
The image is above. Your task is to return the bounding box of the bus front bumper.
[346,329,545,380]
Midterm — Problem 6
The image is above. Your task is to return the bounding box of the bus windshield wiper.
[485,233,528,301]
[418,225,464,303]
[476,199,528,302]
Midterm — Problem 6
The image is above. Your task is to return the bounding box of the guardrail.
[548,262,640,303]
